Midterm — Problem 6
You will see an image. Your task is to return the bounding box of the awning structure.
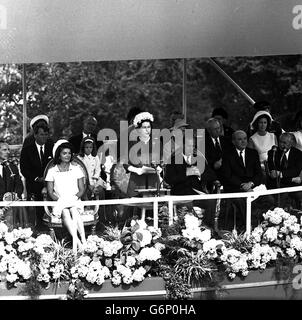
[0,0,301,141]
[0,0,301,64]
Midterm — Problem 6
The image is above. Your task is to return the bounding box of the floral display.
[0,206,302,299]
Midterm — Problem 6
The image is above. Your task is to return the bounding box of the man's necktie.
[214,138,221,153]
[239,151,245,167]
[280,152,288,170]
[40,145,44,165]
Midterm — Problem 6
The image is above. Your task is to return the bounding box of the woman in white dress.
[248,110,278,171]
[45,140,86,253]
[291,110,302,151]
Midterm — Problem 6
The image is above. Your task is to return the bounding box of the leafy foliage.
[1,56,302,144]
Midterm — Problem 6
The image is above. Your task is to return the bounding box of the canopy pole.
[182,58,187,121]
[22,64,27,142]
[208,58,255,105]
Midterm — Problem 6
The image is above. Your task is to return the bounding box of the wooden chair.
[42,157,100,239]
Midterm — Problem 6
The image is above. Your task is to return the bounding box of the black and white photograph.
[0,0,302,307]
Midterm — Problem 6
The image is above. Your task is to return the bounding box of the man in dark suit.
[69,114,101,154]
[211,107,234,141]
[0,141,24,229]
[0,141,23,201]
[205,118,231,182]
[164,135,218,228]
[267,132,302,207]
[220,130,264,230]
[22,114,54,149]
[20,123,53,229]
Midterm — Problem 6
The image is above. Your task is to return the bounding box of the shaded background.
[0,55,301,144]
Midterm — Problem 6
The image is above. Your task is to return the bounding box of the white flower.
[0,222,8,237]
[86,270,98,284]
[228,272,236,279]
[288,223,300,234]
[184,214,199,229]
[138,247,161,262]
[112,274,122,286]
[154,242,165,252]
[264,227,278,242]
[286,248,296,258]
[42,273,51,283]
[126,256,136,268]
[4,232,15,245]
[242,270,249,277]
[0,261,7,273]
[133,230,152,247]
[132,267,146,282]
[96,274,105,286]
[203,239,224,254]
[17,261,32,279]
[290,237,302,251]
[6,273,18,283]
[133,112,154,128]
[123,275,134,285]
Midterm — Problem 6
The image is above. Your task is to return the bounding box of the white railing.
[1,185,302,235]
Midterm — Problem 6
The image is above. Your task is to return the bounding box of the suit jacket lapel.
[0,174,5,194]
[244,149,249,170]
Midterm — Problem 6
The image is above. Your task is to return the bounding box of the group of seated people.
[165,102,302,231]
[1,101,302,248]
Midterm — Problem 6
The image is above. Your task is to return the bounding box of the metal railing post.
[246,196,253,237]
[168,200,174,225]
[153,199,158,228]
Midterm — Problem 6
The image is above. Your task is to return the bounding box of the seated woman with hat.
[45,139,86,253]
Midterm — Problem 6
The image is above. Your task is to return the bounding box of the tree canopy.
[0,55,301,144]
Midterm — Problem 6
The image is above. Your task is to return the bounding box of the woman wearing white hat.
[247,111,278,175]
[45,139,86,252]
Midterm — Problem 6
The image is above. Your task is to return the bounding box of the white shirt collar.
[236,148,245,155]
[83,132,91,138]
[35,142,44,151]
[211,136,220,144]
[284,149,290,159]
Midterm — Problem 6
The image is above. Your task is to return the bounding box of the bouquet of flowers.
[251,207,302,260]
[69,219,164,287]
[0,222,34,284]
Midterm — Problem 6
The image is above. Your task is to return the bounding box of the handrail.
[2,185,302,235]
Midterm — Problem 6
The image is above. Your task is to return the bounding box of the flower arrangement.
[133,112,154,128]
[67,219,163,288]
[1,206,302,299]
[0,223,34,285]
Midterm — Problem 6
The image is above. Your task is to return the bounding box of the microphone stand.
[151,161,161,197]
